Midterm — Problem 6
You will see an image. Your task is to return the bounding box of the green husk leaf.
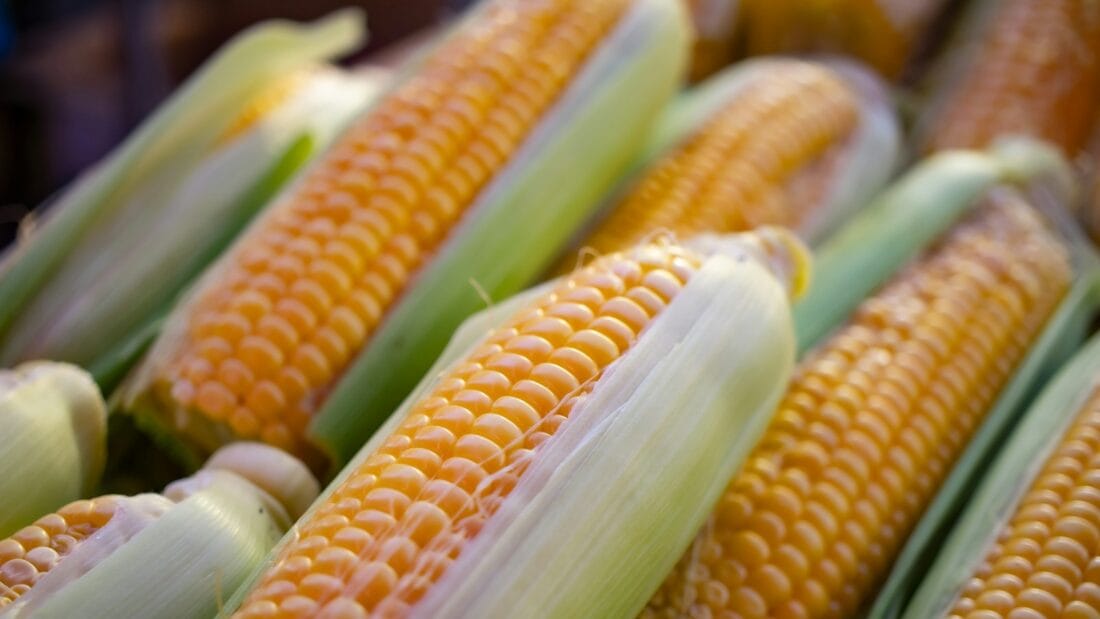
[309,0,691,469]
[225,232,803,615]
[0,363,106,537]
[794,150,1002,352]
[0,12,369,381]
[899,329,1100,618]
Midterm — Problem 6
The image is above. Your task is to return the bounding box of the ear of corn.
[917,0,1100,157]
[118,0,691,473]
[0,443,319,618]
[552,57,900,275]
[737,0,952,79]
[869,165,1100,619]
[0,363,106,538]
[901,325,1100,619]
[223,228,807,618]
[0,12,379,390]
[645,180,1082,618]
[794,140,1077,352]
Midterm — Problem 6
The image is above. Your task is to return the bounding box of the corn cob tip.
[164,442,319,523]
[1,362,107,538]
[687,227,812,300]
[990,137,1080,206]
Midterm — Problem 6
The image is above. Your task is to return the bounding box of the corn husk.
[0,443,318,618]
[0,11,379,390]
[0,363,106,537]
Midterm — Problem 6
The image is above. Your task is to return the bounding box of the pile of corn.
[2,1,1100,617]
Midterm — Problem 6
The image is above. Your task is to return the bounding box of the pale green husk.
[900,330,1100,618]
[0,362,106,537]
[309,0,691,468]
[0,11,372,388]
[225,230,805,616]
[794,140,1076,353]
[0,444,318,619]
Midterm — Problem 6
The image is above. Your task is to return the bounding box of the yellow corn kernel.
[946,387,1100,619]
[570,62,857,264]
[233,243,703,617]
[146,0,633,464]
[0,496,134,607]
[643,192,1071,618]
[921,0,1100,157]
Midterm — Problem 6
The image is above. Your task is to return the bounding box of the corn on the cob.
[119,0,690,472]
[0,12,381,390]
[554,58,900,274]
[737,0,951,80]
[0,363,106,538]
[223,228,807,618]
[0,443,318,618]
[645,190,1072,618]
[902,325,1100,619]
[918,0,1100,157]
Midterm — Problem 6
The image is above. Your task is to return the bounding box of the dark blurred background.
[0,0,476,249]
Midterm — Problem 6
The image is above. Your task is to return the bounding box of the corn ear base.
[0,13,370,386]
[305,0,691,469]
[0,363,106,537]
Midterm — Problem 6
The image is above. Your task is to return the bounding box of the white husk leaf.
[0,362,106,537]
[412,248,797,618]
